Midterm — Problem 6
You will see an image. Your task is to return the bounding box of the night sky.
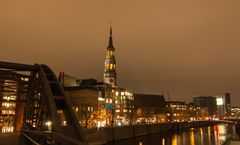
[1,1,240,106]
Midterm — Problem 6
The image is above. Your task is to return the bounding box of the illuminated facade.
[187,103,203,121]
[65,79,115,128]
[114,88,134,126]
[165,101,188,122]
[0,80,25,133]
[230,107,240,118]
[0,83,15,133]
[213,93,231,119]
[103,27,117,87]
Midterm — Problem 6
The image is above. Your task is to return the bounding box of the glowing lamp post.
[45,121,52,131]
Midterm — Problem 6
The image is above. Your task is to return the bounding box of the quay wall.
[104,121,219,142]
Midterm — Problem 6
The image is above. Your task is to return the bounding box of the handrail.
[21,132,41,145]
[21,130,87,145]
[0,61,35,71]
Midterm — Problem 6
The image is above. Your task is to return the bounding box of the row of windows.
[115,91,133,97]
[167,113,187,117]
[166,104,187,108]
[115,100,128,104]
[73,106,94,112]
[115,96,134,101]
[0,118,14,123]
[2,102,16,108]
[2,110,15,115]
[105,63,116,70]
[107,51,114,56]
[3,95,17,101]
[106,98,112,104]
[175,108,187,111]
[1,126,14,133]
[115,109,132,113]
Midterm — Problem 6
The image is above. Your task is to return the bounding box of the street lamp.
[45,121,52,131]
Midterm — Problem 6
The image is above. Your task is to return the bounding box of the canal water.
[105,124,237,145]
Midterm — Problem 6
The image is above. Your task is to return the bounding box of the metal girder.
[0,61,35,71]
[0,61,87,145]
[0,69,30,78]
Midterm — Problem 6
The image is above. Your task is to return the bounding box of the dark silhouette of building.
[193,96,217,118]
[133,94,166,123]
[225,93,231,115]
[103,27,117,87]
[134,94,166,109]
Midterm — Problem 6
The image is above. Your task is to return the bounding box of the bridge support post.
[14,89,25,132]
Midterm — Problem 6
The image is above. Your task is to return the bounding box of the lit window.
[217,98,223,105]
[2,102,16,108]
[1,126,14,133]
[98,97,105,101]
[110,64,113,70]
[116,110,120,113]
[108,51,113,56]
[3,95,16,100]
[106,64,109,69]
[2,110,15,115]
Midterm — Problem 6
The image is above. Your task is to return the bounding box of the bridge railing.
[20,130,86,145]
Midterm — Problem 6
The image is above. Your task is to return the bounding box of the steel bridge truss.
[0,61,86,145]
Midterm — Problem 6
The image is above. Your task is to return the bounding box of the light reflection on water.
[105,124,229,145]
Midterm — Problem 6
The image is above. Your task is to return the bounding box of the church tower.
[103,27,117,87]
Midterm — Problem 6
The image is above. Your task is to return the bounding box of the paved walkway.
[0,133,19,145]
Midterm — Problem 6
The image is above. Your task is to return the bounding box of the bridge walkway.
[0,133,19,145]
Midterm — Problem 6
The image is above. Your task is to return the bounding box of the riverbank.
[105,124,230,145]
[84,120,225,144]
[104,121,219,142]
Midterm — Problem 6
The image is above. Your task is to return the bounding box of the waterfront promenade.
[0,120,235,145]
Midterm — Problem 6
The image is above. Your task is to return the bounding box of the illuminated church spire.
[103,26,117,87]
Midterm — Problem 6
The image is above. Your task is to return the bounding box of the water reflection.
[190,130,195,145]
[105,124,230,145]
[162,138,165,145]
